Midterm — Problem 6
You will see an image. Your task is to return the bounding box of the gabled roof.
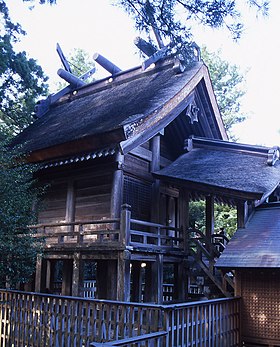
[13,58,226,163]
[216,204,280,268]
[154,137,280,201]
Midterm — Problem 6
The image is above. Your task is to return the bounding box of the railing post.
[120,204,131,247]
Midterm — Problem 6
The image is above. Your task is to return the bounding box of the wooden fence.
[0,290,240,346]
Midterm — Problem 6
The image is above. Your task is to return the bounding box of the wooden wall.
[75,173,112,221]
[38,159,113,224]
[237,269,280,346]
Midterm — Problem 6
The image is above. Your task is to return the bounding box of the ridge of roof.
[185,136,270,156]
[216,205,280,268]
[51,57,193,108]
[154,138,280,202]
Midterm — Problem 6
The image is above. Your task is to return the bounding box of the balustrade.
[0,289,241,347]
[29,205,184,252]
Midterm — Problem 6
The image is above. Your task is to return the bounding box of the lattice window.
[241,270,280,343]
[123,175,152,221]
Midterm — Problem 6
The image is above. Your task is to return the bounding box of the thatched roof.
[216,204,280,268]
[12,59,226,162]
[154,137,280,201]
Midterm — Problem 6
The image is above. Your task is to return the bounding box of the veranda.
[0,289,240,347]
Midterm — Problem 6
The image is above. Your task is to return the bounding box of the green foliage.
[56,48,95,90]
[0,1,48,135]
[201,47,247,138]
[0,142,44,288]
[0,1,48,287]
[115,0,269,66]
[189,200,237,238]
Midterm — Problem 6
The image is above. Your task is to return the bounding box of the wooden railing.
[130,219,184,251]
[0,290,241,347]
[29,205,185,253]
[188,228,234,298]
[30,218,122,248]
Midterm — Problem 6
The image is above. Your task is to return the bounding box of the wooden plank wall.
[38,162,113,225]
[38,182,68,224]
[75,173,112,221]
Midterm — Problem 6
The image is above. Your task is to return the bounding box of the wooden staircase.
[188,228,234,298]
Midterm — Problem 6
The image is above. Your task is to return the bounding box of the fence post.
[120,204,131,247]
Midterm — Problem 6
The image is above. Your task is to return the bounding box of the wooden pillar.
[144,256,163,304]
[205,195,215,242]
[120,204,131,247]
[155,254,163,304]
[131,261,143,302]
[144,262,153,302]
[65,181,76,233]
[108,260,118,300]
[174,262,187,301]
[72,252,84,297]
[34,256,48,293]
[96,260,118,300]
[179,189,190,252]
[62,259,73,296]
[45,259,55,293]
[35,255,43,292]
[151,134,161,223]
[237,201,249,228]
[96,260,107,299]
[117,251,131,302]
[111,152,124,218]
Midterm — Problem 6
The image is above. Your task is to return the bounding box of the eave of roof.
[154,137,280,201]
[12,58,226,163]
[216,204,280,268]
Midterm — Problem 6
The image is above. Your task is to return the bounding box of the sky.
[4,0,280,147]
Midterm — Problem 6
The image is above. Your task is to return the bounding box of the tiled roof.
[154,137,280,201]
[43,146,116,168]
[216,204,280,268]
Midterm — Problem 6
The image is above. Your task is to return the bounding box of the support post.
[62,259,73,296]
[65,180,76,234]
[35,255,43,292]
[72,252,83,297]
[179,189,189,253]
[120,204,131,247]
[111,152,124,219]
[237,201,249,228]
[205,195,215,246]
[117,251,131,302]
[151,134,161,223]
[144,256,163,304]
[174,262,187,301]
[131,261,143,302]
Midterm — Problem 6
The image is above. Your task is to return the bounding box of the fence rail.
[0,290,240,347]
[29,205,185,253]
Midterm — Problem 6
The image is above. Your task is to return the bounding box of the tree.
[0,142,44,288]
[114,0,268,65]
[56,47,95,90]
[201,47,247,138]
[189,200,237,239]
[0,1,48,136]
[0,1,47,287]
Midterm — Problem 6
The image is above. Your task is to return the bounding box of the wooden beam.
[35,255,43,293]
[62,260,73,296]
[131,261,143,302]
[237,201,249,228]
[72,252,83,297]
[179,189,189,253]
[174,262,187,301]
[65,180,76,232]
[205,195,214,243]
[151,134,161,223]
[117,251,131,302]
[110,152,124,219]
